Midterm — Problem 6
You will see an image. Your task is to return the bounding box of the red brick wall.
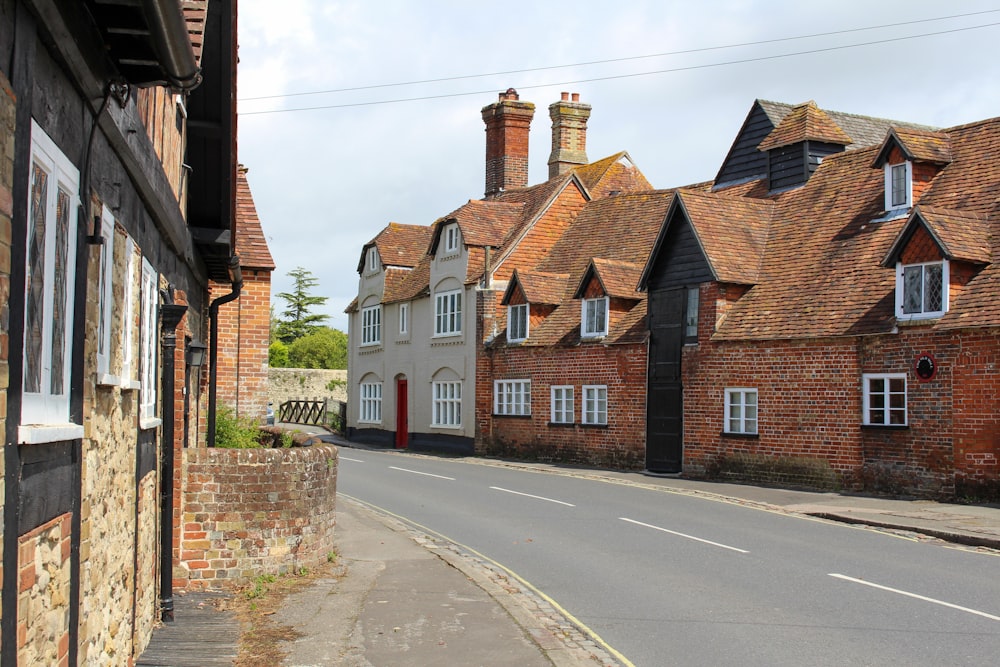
[492,185,587,281]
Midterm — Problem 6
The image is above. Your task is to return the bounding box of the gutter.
[207,255,243,446]
[142,0,203,91]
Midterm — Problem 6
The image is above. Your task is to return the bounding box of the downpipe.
[207,255,242,446]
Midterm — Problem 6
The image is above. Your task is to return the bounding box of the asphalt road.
[337,449,1000,666]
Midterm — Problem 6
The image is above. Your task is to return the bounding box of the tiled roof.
[383,267,417,303]
[374,223,433,267]
[384,253,431,304]
[757,101,853,151]
[505,270,570,305]
[677,190,773,284]
[872,127,954,167]
[582,258,645,299]
[572,152,652,198]
[433,199,526,249]
[182,1,208,64]
[234,166,275,270]
[883,207,992,266]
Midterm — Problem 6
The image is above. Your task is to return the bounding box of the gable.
[642,208,713,292]
[715,101,783,187]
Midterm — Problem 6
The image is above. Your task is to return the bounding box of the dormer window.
[444,224,460,255]
[508,304,528,342]
[897,260,948,319]
[885,161,912,211]
[581,297,608,338]
[367,247,380,272]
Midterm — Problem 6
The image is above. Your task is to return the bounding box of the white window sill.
[872,208,910,223]
[97,373,120,387]
[121,380,141,391]
[19,423,85,444]
[431,424,462,430]
[139,417,162,431]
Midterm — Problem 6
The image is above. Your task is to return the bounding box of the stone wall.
[17,515,72,667]
[269,368,348,410]
[178,446,338,589]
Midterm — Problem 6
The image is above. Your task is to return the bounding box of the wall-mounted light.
[186,340,207,368]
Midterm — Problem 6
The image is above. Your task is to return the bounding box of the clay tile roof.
[374,223,433,268]
[510,270,570,305]
[584,258,645,299]
[884,207,992,265]
[384,253,431,304]
[572,152,653,197]
[757,101,853,151]
[234,166,275,270]
[677,191,774,284]
[181,1,208,64]
[872,127,954,167]
[382,267,415,303]
[434,199,525,249]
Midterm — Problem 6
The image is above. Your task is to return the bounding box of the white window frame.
[724,388,758,434]
[139,258,160,428]
[361,304,382,346]
[685,286,700,342]
[367,246,380,273]
[443,224,460,254]
[863,373,907,426]
[896,260,948,320]
[399,302,409,335]
[359,382,383,423]
[884,161,912,211]
[582,385,607,425]
[494,379,531,416]
[432,381,462,428]
[434,289,462,336]
[120,237,139,390]
[507,303,528,342]
[550,385,574,424]
[96,206,118,385]
[20,121,82,435]
[581,297,608,339]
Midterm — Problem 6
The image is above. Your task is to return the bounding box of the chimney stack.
[548,92,591,178]
[482,88,535,197]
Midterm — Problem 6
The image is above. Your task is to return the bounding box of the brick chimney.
[482,88,535,197]
[548,92,591,178]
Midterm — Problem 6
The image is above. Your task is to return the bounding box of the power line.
[241,21,1000,116]
[239,9,999,103]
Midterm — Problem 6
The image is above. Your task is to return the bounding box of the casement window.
[361,304,382,345]
[367,247,380,272]
[359,382,382,423]
[121,237,139,389]
[884,161,912,211]
[508,303,528,342]
[896,260,947,319]
[550,385,574,424]
[685,286,700,343]
[139,258,159,426]
[581,297,608,338]
[443,224,460,254]
[434,289,462,336]
[725,388,758,434]
[582,385,607,425]
[494,379,531,416]
[96,206,117,384]
[399,302,409,335]
[432,381,462,427]
[863,374,907,426]
[21,121,82,435]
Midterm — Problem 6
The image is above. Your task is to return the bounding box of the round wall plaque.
[914,352,937,381]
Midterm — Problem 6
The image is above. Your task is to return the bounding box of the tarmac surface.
[141,427,1000,666]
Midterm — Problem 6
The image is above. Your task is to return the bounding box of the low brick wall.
[179,446,338,589]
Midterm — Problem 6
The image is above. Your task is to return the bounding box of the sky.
[235,1,1000,330]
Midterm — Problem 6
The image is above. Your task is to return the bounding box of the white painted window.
[582,385,607,425]
[21,121,81,429]
[581,297,608,338]
[360,382,382,423]
[550,385,574,424]
[434,289,462,336]
[685,286,700,342]
[139,258,159,425]
[399,302,409,335]
[725,388,758,434]
[896,260,947,319]
[494,379,531,416]
[444,224,460,254]
[884,161,912,211]
[508,303,528,342]
[863,374,907,426]
[367,246,380,272]
[361,304,382,345]
[121,237,139,389]
[432,381,462,427]
[96,206,117,384]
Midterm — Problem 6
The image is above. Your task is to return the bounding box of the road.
[336,449,1000,666]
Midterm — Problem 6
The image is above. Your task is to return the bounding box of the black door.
[646,288,684,472]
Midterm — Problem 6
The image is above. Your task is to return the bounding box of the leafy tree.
[288,327,347,369]
[275,267,329,343]
[268,340,289,367]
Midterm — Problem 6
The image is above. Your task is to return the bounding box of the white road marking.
[620,517,749,553]
[829,574,1000,621]
[340,456,365,463]
[388,466,455,481]
[490,486,576,507]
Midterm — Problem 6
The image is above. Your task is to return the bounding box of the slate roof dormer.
[757,101,852,193]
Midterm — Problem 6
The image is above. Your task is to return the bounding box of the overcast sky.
[235,0,1000,329]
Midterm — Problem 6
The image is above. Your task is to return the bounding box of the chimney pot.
[571,93,579,102]
[561,92,569,101]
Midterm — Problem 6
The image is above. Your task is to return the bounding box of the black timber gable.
[644,209,713,292]
[714,101,784,187]
[766,140,845,192]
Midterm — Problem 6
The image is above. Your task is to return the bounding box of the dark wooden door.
[646,289,684,472]
[395,378,408,449]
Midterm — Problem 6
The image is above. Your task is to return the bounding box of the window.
[444,224,460,254]
[434,289,462,336]
[361,304,382,345]
[139,258,159,425]
[22,121,81,429]
[884,162,912,210]
[897,260,947,319]
[360,382,382,423]
[367,247,380,272]
[582,385,607,425]
[399,302,409,335]
[551,386,574,424]
[581,297,608,338]
[494,380,531,416]
[96,206,117,384]
[508,303,528,342]
[685,286,700,342]
[864,374,907,426]
[432,381,462,427]
[121,237,139,389]
[725,388,758,434]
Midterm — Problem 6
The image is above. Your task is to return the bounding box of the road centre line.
[490,486,576,507]
[388,465,455,481]
[620,517,749,553]
[829,574,1000,621]
[340,456,365,463]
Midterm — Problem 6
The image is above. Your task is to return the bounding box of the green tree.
[288,327,347,369]
[268,339,289,367]
[275,267,329,343]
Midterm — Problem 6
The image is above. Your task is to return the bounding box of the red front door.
[395,378,408,448]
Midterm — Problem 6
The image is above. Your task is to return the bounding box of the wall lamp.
[186,340,208,368]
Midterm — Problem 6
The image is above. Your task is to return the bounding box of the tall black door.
[646,289,685,472]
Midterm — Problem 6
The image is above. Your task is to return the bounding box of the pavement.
[161,425,1000,666]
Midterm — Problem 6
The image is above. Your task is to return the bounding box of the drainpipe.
[158,302,188,622]
[207,255,243,446]
[142,0,203,91]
